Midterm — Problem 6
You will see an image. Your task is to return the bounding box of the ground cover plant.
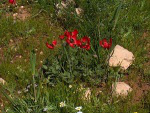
[0,0,150,113]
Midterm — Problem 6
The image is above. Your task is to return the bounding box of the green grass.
[0,0,150,113]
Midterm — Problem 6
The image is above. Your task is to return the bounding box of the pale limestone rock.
[84,88,91,100]
[79,84,91,100]
[75,8,83,15]
[112,82,132,96]
[0,78,6,84]
[109,45,134,70]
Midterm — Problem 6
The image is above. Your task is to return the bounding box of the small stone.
[35,49,38,51]
[75,8,83,15]
[84,88,91,100]
[24,59,27,62]
[40,51,43,55]
[61,1,67,8]
[112,82,132,96]
[14,47,17,51]
[93,54,98,58]
[10,39,13,43]
[13,13,18,17]
[0,78,6,84]
[109,45,134,70]
[19,55,22,58]
[20,6,24,9]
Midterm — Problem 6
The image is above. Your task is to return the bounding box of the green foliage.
[42,45,107,86]
[0,0,150,112]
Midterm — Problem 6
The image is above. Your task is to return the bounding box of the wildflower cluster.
[46,29,112,50]
[43,29,113,85]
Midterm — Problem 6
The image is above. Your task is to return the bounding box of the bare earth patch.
[14,6,30,21]
[5,6,30,21]
[125,76,150,103]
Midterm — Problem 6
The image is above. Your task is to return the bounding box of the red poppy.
[59,29,78,40]
[9,0,16,4]
[59,30,79,48]
[59,35,65,40]
[99,38,112,49]
[66,34,78,48]
[46,40,57,49]
[79,36,90,50]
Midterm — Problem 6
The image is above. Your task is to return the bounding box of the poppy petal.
[46,42,54,49]
[52,40,57,46]
[59,35,65,39]
[72,29,78,36]
[64,31,71,37]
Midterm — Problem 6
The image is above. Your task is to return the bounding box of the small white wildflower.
[93,54,98,58]
[27,84,31,89]
[17,91,22,94]
[75,106,82,111]
[24,88,29,93]
[77,111,83,113]
[6,109,9,112]
[9,95,13,99]
[34,84,38,87]
[69,85,72,88]
[59,101,66,108]
[1,103,3,107]
[43,107,48,112]
[27,108,32,112]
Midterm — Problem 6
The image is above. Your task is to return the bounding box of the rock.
[0,78,6,85]
[112,82,132,96]
[84,88,91,100]
[75,8,83,15]
[109,45,134,70]
[79,84,91,100]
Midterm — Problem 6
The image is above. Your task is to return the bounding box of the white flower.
[43,107,48,112]
[69,85,72,88]
[77,111,83,113]
[17,91,22,94]
[34,84,38,87]
[27,84,31,89]
[27,108,32,112]
[24,88,29,93]
[75,106,82,111]
[59,101,66,107]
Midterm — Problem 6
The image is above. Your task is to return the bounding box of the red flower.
[46,40,57,49]
[9,0,16,4]
[59,29,78,40]
[59,35,65,40]
[66,34,78,48]
[79,36,90,50]
[99,38,112,49]
[59,30,79,48]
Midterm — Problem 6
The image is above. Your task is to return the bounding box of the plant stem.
[63,46,72,76]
